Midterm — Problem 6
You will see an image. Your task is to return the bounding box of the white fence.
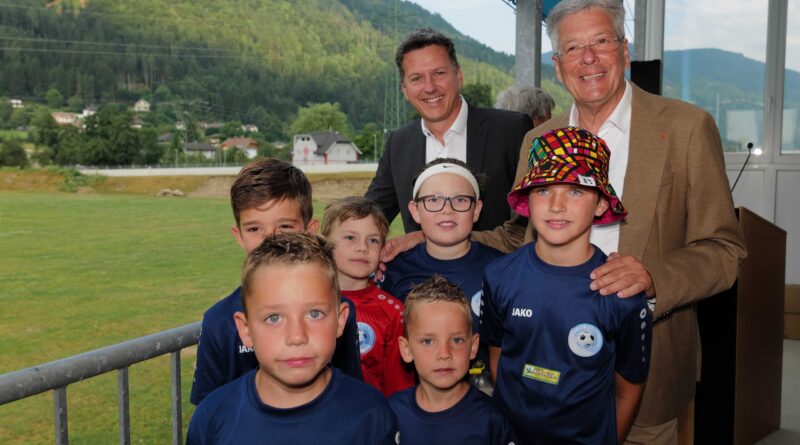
[80,163,379,177]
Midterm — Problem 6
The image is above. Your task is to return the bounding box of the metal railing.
[0,322,201,445]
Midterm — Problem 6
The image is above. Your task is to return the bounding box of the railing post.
[54,386,68,445]
[1,322,201,443]
[170,351,182,445]
[118,367,131,445]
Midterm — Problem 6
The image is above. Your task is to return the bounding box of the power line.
[0,45,243,60]
[0,1,336,38]
[0,35,237,55]
[0,2,231,27]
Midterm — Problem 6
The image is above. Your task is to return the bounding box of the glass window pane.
[663,1,768,153]
[784,0,800,154]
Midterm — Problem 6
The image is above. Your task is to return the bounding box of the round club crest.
[568,323,604,357]
[357,321,376,355]
[471,291,482,317]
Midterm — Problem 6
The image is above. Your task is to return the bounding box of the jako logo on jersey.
[357,321,376,355]
[512,307,533,317]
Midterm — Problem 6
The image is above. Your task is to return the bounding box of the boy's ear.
[231,225,247,250]
[335,301,349,338]
[594,196,610,218]
[398,335,414,364]
[408,200,422,224]
[305,219,320,235]
[472,199,484,224]
[234,311,254,348]
[469,332,480,360]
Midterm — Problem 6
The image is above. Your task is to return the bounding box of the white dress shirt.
[569,81,633,256]
[422,96,469,163]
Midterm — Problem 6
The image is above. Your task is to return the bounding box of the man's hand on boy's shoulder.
[375,231,426,281]
[590,253,655,299]
[380,231,425,263]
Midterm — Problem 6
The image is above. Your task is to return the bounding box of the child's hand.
[589,253,655,298]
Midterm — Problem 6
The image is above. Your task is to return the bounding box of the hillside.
[663,48,800,108]
[0,0,566,139]
[3,1,791,152]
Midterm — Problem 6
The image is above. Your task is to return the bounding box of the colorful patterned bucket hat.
[507,126,627,225]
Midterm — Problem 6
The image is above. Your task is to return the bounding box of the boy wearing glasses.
[383,158,504,388]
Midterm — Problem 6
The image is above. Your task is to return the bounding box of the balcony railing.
[0,322,201,445]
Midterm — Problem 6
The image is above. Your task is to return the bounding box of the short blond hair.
[320,196,389,242]
[403,275,472,335]
[241,232,339,312]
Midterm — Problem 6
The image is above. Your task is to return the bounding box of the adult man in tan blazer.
[382,0,746,443]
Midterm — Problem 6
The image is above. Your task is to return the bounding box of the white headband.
[412,163,480,200]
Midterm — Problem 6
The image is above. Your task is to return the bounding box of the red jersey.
[342,284,414,396]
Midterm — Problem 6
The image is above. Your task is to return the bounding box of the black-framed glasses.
[555,36,625,61]
[415,195,476,212]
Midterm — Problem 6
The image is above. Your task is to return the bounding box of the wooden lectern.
[694,207,787,444]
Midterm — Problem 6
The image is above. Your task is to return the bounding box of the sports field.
[0,184,399,443]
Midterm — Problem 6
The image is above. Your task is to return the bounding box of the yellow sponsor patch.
[522,364,561,385]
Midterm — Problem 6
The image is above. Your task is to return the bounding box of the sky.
[405,0,799,72]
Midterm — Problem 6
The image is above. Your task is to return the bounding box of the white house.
[292,131,361,165]
[10,99,23,109]
[51,112,82,127]
[81,106,97,119]
[133,99,151,113]
[221,137,259,159]
[184,142,217,160]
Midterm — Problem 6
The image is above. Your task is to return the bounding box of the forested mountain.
[662,48,800,110]
[0,0,560,141]
[1,0,795,163]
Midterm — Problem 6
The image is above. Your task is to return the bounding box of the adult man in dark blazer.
[366,29,532,232]
[384,2,746,444]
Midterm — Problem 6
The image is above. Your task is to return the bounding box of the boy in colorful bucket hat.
[481,127,653,444]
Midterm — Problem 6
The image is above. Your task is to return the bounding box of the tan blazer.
[474,84,747,425]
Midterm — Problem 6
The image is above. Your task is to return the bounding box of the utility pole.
[383,0,406,136]
[181,110,188,168]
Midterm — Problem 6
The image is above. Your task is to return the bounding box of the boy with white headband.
[382,158,504,390]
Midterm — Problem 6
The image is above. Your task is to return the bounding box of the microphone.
[730,142,754,193]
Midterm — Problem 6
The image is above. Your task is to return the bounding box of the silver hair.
[495,86,555,123]
[546,0,625,55]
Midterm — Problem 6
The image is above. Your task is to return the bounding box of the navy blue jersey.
[190,287,362,405]
[188,368,397,445]
[383,241,504,329]
[482,244,652,444]
[388,385,515,445]
[383,242,504,379]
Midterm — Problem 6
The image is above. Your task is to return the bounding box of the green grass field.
[0,189,399,444]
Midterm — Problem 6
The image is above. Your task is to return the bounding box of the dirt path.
[1,170,375,201]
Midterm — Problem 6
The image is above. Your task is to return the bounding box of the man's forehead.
[557,8,617,41]
[560,28,615,43]
[403,45,451,68]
